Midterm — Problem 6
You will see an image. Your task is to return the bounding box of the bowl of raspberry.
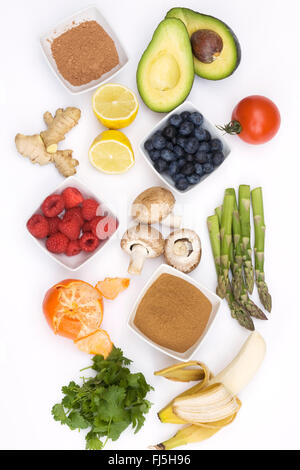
[140,101,231,195]
[26,176,119,270]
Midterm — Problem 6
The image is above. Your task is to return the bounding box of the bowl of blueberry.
[140,102,231,194]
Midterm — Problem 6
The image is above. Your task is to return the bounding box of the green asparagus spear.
[251,187,272,312]
[226,188,267,320]
[218,194,234,298]
[238,185,255,293]
[225,188,243,299]
[207,214,254,331]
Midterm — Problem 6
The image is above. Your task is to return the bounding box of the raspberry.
[65,240,81,257]
[27,214,49,239]
[58,217,81,241]
[96,216,118,240]
[63,207,84,227]
[79,232,100,252]
[46,216,60,235]
[89,216,104,237]
[82,198,100,221]
[42,194,64,217]
[82,221,91,232]
[62,187,83,209]
[46,233,69,253]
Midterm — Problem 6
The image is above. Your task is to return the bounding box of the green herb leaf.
[52,346,153,450]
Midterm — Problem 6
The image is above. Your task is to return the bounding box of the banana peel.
[154,360,241,449]
[156,361,212,424]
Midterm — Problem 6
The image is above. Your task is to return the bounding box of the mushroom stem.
[161,213,182,228]
[128,245,148,275]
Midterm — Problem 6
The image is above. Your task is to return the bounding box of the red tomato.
[231,95,281,144]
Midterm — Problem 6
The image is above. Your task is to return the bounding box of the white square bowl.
[26,175,119,271]
[40,5,129,95]
[139,101,231,195]
[127,264,221,361]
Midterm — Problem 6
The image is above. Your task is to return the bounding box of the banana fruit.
[153,331,266,449]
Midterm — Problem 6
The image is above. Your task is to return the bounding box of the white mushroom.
[131,187,182,228]
[121,224,165,274]
[164,229,202,273]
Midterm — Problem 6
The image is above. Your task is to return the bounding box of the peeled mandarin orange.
[43,279,104,340]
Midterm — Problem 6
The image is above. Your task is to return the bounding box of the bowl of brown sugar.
[40,6,129,94]
[128,264,221,361]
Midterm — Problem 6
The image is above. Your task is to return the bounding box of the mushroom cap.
[164,229,202,273]
[131,186,175,224]
[121,224,165,258]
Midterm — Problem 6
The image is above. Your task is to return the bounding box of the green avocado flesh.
[137,18,194,112]
[166,8,241,80]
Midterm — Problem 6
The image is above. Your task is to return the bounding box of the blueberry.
[187,174,201,185]
[173,145,184,158]
[195,151,208,164]
[184,137,199,154]
[168,113,183,128]
[163,125,177,140]
[154,130,162,136]
[166,141,174,150]
[149,150,161,161]
[154,158,168,173]
[194,163,204,176]
[210,138,223,152]
[198,141,210,152]
[177,158,186,169]
[194,127,207,141]
[161,149,176,162]
[206,152,213,162]
[173,172,185,182]
[144,139,154,152]
[171,137,177,145]
[180,111,191,121]
[182,163,195,176]
[177,137,186,148]
[175,177,189,191]
[185,154,194,162]
[212,151,225,166]
[168,161,178,176]
[203,162,214,174]
[152,134,166,150]
[179,121,194,136]
[190,112,204,126]
[204,129,211,141]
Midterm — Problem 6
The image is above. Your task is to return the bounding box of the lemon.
[92,83,139,129]
[89,130,135,174]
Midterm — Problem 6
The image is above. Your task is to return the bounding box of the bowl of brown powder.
[40,6,129,94]
[128,264,221,361]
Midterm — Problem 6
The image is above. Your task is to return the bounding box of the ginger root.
[41,107,81,153]
[15,107,81,177]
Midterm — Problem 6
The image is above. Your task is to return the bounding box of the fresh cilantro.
[51,347,153,450]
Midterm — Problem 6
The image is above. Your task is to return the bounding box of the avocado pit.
[191,29,223,64]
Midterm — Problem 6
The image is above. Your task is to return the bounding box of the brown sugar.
[51,21,119,86]
[134,273,212,353]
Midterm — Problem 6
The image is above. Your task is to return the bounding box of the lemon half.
[92,83,139,129]
[89,130,135,174]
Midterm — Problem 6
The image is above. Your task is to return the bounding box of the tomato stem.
[216,120,243,136]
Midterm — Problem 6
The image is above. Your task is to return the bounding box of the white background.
[1,0,299,451]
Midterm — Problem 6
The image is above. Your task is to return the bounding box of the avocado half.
[166,7,241,80]
[136,18,194,112]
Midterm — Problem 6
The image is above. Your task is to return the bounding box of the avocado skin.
[166,7,241,80]
[136,18,194,112]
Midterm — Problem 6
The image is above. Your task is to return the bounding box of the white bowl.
[26,175,119,271]
[127,264,221,361]
[139,101,231,195]
[40,5,129,95]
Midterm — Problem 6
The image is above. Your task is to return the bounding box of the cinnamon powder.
[134,274,212,353]
[51,21,119,86]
